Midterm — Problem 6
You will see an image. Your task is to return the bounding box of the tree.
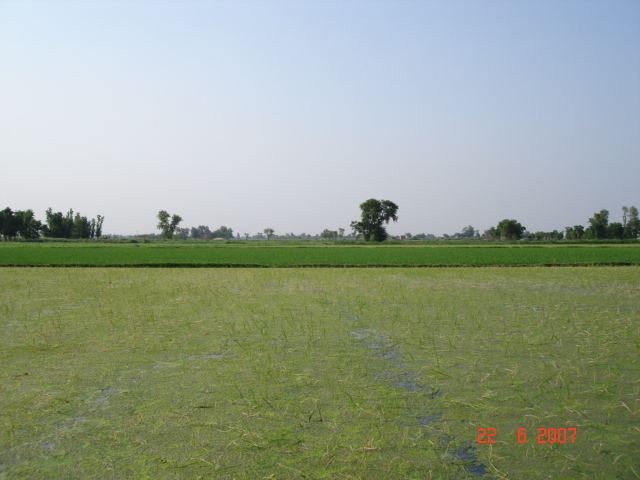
[264,228,274,240]
[212,226,234,240]
[608,222,624,239]
[350,199,399,242]
[190,225,212,240]
[565,225,585,240]
[338,228,345,239]
[44,208,74,238]
[497,219,526,240]
[587,210,609,239]
[17,211,33,239]
[94,214,105,239]
[461,225,476,238]
[321,229,338,240]
[0,208,19,240]
[175,227,190,240]
[624,206,639,239]
[483,226,499,241]
[157,210,183,239]
[71,212,92,239]
[533,230,563,240]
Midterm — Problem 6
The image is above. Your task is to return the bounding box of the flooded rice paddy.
[1,267,638,479]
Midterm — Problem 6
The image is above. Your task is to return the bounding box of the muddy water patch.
[348,324,489,477]
[349,328,432,392]
[444,440,489,477]
[36,414,88,452]
[86,387,127,408]
[417,413,443,425]
[185,354,235,360]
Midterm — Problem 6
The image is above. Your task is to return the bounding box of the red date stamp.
[477,428,577,444]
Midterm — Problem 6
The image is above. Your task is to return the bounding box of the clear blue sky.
[1,0,638,236]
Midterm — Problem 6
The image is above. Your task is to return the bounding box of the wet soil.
[346,310,490,477]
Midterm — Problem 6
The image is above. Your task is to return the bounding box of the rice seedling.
[0,242,638,266]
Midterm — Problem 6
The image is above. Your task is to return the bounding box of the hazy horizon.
[2,0,639,237]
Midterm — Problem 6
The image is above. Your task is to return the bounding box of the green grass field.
[1,266,638,479]
[1,242,639,266]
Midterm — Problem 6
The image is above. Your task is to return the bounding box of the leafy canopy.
[157,210,183,239]
[497,219,526,240]
[351,199,399,242]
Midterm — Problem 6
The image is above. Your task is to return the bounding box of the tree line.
[154,204,639,242]
[480,206,639,241]
[0,207,104,240]
[154,210,234,240]
[1,203,637,242]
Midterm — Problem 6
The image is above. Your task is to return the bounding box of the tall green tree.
[608,222,624,239]
[157,210,183,239]
[623,206,639,239]
[565,225,585,240]
[263,228,275,240]
[94,215,105,239]
[350,199,399,242]
[44,208,74,238]
[71,212,92,239]
[0,207,19,240]
[497,219,526,240]
[18,209,42,239]
[587,209,609,239]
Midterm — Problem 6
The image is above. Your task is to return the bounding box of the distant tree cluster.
[562,207,638,240]
[0,207,104,240]
[479,207,638,241]
[528,230,564,240]
[320,229,337,240]
[186,225,234,240]
[580,206,639,239]
[404,233,437,240]
[319,228,345,241]
[0,208,42,240]
[174,225,234,240]
[44,208,104,239]
[483,219,527,241]
[156,210,234,240]
[441,225,479,240]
